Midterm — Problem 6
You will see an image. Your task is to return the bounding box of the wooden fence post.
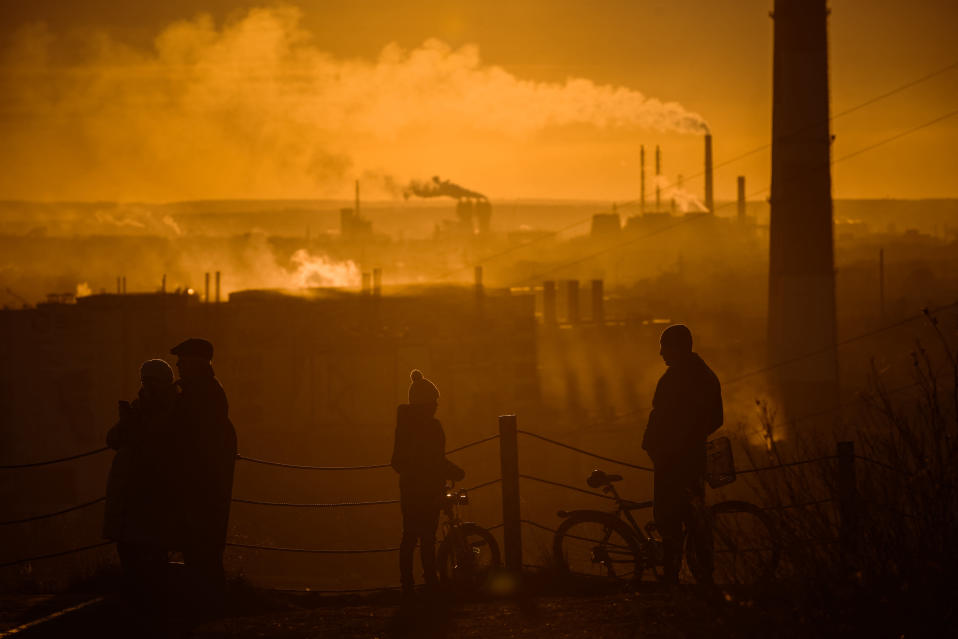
[837,441,858,564]
[499,414,522,572]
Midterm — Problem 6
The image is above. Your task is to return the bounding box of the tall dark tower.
[767,0,839,418]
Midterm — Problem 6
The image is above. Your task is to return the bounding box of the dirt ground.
[1,585,815,639]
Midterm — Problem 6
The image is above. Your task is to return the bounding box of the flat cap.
[170,338,214,360]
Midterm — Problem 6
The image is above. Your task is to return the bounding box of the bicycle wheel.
[687,500,780,586]
[437,523,501,589]
[552,513,643,583]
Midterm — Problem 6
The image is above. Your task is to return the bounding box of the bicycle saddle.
[586,469,623,488]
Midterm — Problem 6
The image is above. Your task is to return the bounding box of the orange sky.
[1,0,955,203]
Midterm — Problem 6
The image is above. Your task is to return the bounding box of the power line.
[436,60,958,279]
[507,107,958,286]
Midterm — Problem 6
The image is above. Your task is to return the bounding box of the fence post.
[499,414,522,572]
[837,441,858,565]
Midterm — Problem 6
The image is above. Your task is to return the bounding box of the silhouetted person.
[170,338,237,614]
[391,370,463,600]
[642,324,723,585]
[104,359,179,610]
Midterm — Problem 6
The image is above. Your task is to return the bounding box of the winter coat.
[391,404,463,507]
[172,371,237,549]
[103,385,180,547]
[642,352,723,469]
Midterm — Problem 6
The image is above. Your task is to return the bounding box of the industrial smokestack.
[215,271,221,303]
[372,268,382,296]
[204,272,210,303]
[591,279,604,324]
[565,280,580,324]
[542,281,557,325]
[704,134,714,213]
[655,145,661,211]
[737,176,746,222]
[767,0,839,418]
[640,145,646,213]
[355,180,360,218]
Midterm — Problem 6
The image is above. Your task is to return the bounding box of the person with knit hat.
[391,369,463,600]
[104,358,180,611]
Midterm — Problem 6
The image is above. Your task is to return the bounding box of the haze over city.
[1,2,956,637]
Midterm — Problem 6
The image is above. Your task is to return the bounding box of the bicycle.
[436,483,502,589]
[552,469,780,586]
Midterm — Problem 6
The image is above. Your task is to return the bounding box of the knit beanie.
[408,369,440,405]
[140,359,174,385]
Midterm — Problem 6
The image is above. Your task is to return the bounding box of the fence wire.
[235,433,498,471]
[0,497,105,526]
[519,474,616,500]
[0,447,109,470]
[226,542,399,554]
[518,430,653,472]
[0,541,114,569]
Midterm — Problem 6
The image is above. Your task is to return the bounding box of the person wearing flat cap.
[391,369,464,599]
[169,338,237,613]
[104,358,179,610]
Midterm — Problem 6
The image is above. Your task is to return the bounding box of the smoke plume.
[405,177,486,200]
[0,5,709,201]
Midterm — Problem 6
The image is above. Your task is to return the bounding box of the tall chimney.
[736,176,746,222]
[161,274,167,293]
[204,272,210,303]
[767,0,839,419]
[215,271,221,303]
[355,179,360,218]
[704,134,714,213]
[565,280,580,324]
[655,145,661,211]
[591,279,604,324]
[640,145,646,213]
[542,281,557,325]
[373,267,382,296]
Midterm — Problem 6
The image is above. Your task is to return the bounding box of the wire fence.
[0,417,934,590]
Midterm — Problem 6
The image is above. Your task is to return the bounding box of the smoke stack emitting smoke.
[405,176,486,200]
[0,6,709,201]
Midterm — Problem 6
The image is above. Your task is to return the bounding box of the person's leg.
[183,543,226,614]
[419,509,440,587]
[653,471,684,584]
[683,475,714,585]
[399,509,419,594]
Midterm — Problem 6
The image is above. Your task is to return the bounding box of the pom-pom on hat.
[140,359,174,385]
[408,369,440,405]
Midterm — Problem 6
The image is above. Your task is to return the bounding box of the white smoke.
[0,6,709,200]
[653,175,708,213]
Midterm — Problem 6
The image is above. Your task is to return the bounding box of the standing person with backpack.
[391,370,463,601]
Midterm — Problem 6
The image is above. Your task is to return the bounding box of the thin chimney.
[655,145,661,212]
[355,179,360,218]
[215,271,221,303]
[204,272,210,303]
[640,145,646,214]
[373,267,382,296]
[591,279,604,324]
[704,134,714,213]
[566,280,580,324]
[161,274,167,293]
[542,281,557,325]
[737,176,746,222]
